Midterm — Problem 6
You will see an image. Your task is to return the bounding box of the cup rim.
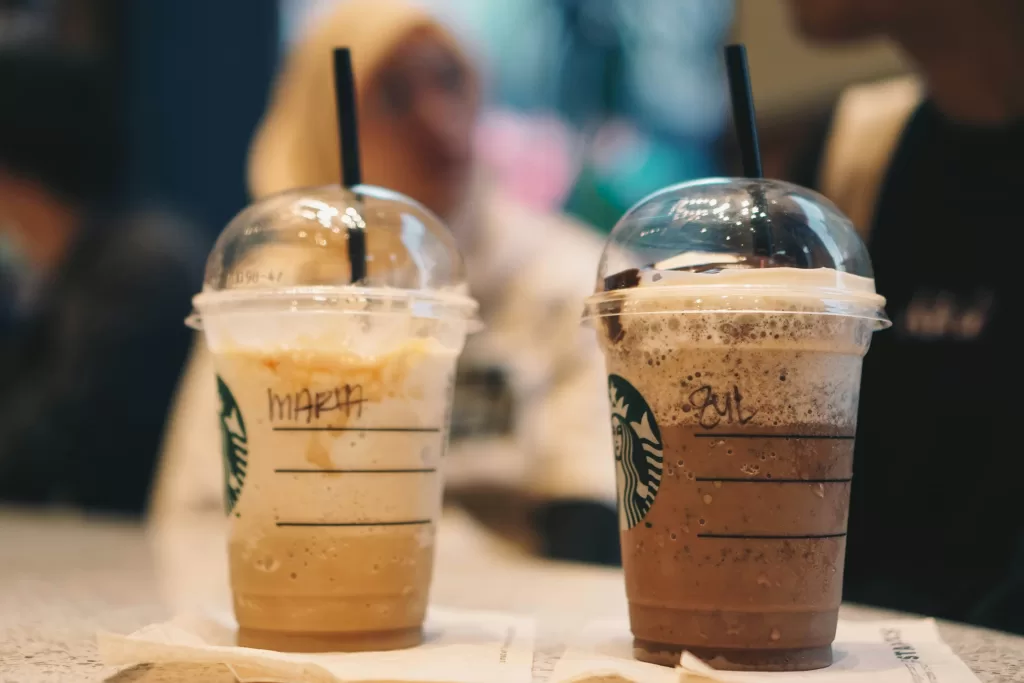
[583,284,890,328]
[187,285,479,331]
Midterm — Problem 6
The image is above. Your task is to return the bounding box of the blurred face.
[360,29,479,220]
[786,0,920,43]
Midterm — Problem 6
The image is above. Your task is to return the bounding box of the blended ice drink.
[189,185,476,652]
[584,179,889,671]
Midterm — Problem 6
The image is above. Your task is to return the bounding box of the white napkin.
[98,606,535,683]
[550,618,980,683]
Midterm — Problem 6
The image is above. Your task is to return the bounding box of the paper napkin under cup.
[98,606,535,683]
[550,618,980,683]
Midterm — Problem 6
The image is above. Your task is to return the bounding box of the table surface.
[2,508,1023,683]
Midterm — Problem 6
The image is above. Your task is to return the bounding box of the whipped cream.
[637,266,880,296]
[586,266,889,323]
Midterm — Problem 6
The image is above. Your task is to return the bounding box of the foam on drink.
[599,267,878,428]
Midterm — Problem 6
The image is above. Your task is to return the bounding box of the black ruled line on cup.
[276,520,433,527]
[695,477,852,484]
[693,433,855,440]
[272,426,441,433]
[697,532,847,540]
[274,468,437,474]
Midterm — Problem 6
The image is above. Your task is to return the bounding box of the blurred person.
[0,50,203,514]
[786,0,1024,632]
[153,0,619,564]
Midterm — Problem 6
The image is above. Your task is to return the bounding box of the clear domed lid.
[585,177,888,323]
[190,184,477,327]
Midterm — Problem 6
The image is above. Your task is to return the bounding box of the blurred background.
[0,0,908,515]
[0,0,907,239]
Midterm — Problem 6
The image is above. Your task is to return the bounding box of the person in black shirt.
[785,0,1024,633]
[0,51,204,514]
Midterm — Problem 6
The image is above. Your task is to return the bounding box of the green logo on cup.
[217,376,248,513]
[608,374,663,530]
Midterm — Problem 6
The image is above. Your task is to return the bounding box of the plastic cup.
[188,185,476,652]
[583,178,889,670]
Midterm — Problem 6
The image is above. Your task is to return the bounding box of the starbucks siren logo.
[217,376,248,513]
[608,374,664,530]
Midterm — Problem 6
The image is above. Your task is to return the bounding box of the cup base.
[634,638,832,671]
[238,626,423,653]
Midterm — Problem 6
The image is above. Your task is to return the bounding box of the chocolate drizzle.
[603,268,641,292]
[600,268,641,344]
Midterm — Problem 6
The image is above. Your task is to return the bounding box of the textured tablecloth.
[1,508,1022,682]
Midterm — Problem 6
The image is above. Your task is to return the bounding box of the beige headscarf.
[248,0,469,199]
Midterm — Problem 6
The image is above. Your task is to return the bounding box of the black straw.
[724,44,775,260]
[333,48,362,186]
[332,47,366,283]
[724,44,763,179]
